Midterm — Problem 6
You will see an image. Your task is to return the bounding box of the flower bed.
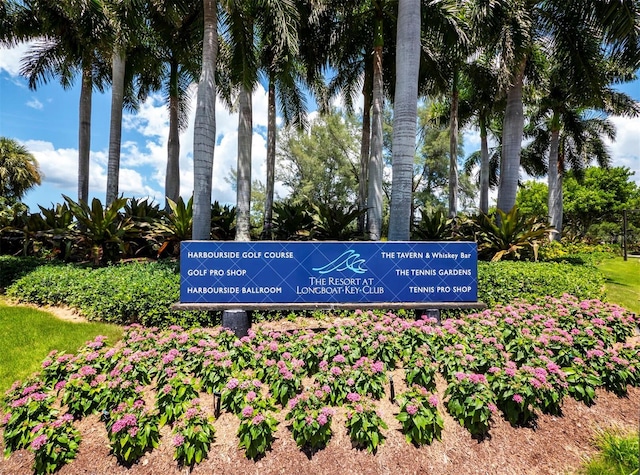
[2,295,639,472]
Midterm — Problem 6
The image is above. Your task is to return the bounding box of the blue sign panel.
[180,241,477,304]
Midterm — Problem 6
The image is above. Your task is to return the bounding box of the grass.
[597,256,640,314]
[0,299,123,394]
[576,428,639,475]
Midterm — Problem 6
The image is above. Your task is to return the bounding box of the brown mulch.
[1,310,639,475]
[2,385,638,475]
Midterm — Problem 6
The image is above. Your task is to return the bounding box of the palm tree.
[104,0,149,205]
[218,0,258,241]
[473,0,640,215]
[523,58,639,240]
[16,0,111,203]
[418,1,469,218]
[387,0,420,240]
[192,0,217,241]
[145,1,202,207]
[258,0,305,238]
[0,137,42,203]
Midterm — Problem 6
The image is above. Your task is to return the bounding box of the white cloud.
[0,43,31,77]
[606,114,640,186]
[26,97,43,110]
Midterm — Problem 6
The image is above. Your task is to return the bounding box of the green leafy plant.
[445,372,497,436]
[475,206,553,261]
[171,400,216,467]
[29,414,81,474]
[155,196,192,257]
[236,406,278,460]
[396,385,443,446]
[1,381,55,456]
[210,201,236,240]
[286,387,334,450]
[63,195,132,265]
[105,400,160,465]
[411,208,453,241]
[345,397,387,453]
[156,376,200,426]
[310,202,366,241]
[271,200,313,240]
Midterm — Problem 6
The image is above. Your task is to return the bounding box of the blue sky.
[1,42,639,213]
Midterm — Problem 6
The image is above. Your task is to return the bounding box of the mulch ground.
[1,384,638,475]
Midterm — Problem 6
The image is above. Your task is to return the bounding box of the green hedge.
[6,258,606,326]
[477,261,605,307]
[0,256,49,289]
[6,261,213,328]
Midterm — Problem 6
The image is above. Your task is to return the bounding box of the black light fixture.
[389,375,395,404]
[213,390,221,418]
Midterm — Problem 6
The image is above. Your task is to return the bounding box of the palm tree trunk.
[192,0,217,241]
[388,0,420,241]
[263,78,276,238]
[479,118,490,214]
[497,60,526,214]
[235,87,252,241]
[166,60,181,207]
[78,63,93,203]
[358,65,372,234]
[106,48,125,205]
[367,39,383,241]
[448,72,459,218]
[548,128,562,241]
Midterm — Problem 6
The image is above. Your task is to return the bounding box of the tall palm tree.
[388,0,420,240]
[0,137,42,203]
[104,0,150,205]
[16,0,111,203]
[523,63,639,240]
[418,0,469,218]
[192,0,217,241]
[257,0,305,237]
[218,0,258,241]
[146,1,202,207]
[473,0,640,215]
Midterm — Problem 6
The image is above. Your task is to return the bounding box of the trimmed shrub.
[478,261,605,307]
[0,256,48,289]
[6,261,212,327]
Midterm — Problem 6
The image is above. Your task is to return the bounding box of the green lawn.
[0,300,123,393]
[597,257,640,314]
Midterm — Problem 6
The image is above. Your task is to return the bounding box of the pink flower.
[406,404,418,416]
[346,392,361,403]
[428,395,439,407]
[242,405,254,418]
[173,434,185,447]
[128,427,138,437]
[488,403,498,414]
[317,413,328,425]
[246,391,257,402]
[226,378,239,390]
[252,414,265,425]
[512,394,524,404]
[30,434,48,451]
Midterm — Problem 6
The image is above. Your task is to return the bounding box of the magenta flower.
[173,434,185,447]
[346,392,361,403]
[317,413,328,426]
[242,405,254,418]
[512,394,524,404]
[252,414,265,425]
[246,390,257,402]
[406,404,419,416]
[30,434,48,451]
[428,395,439,407]
[226,378,239,390]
